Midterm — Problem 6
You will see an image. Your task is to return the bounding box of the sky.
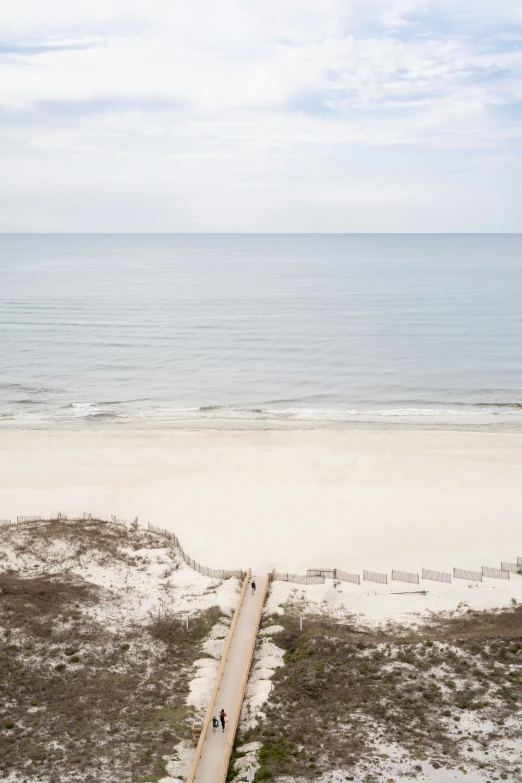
[1,0,522,232]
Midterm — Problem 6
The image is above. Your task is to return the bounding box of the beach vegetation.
[0,518,226,783]
[235,603,522,782]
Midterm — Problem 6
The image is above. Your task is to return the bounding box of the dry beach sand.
[1,426,521,590]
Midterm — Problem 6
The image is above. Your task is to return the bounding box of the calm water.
[1,234,521,427]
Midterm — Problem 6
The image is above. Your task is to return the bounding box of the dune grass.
[237,604,522,782]
[0,520,223,783]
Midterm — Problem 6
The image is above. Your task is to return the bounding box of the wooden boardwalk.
[187,571,268,783]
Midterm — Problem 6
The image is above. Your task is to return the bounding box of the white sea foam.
[3,403,522,425]
[127,404,522,422]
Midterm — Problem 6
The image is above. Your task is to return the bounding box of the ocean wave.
[54,402,122,419]
[258,396,522,412]
[63,401,120,409]
[0,382,54,395]
[2,401,522,424]
[9,398,44,405]
[365,399,522,411]
[84,412,120,420]
[473,402,522,409]
[279,407,508,419]
[131,404,522,421]
[199,404,263,414]
[262,394,338,406]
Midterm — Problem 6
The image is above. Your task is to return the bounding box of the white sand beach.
[1,426,521,587]
[2,426,522,783]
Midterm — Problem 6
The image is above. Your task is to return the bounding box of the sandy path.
[194,582,264,783]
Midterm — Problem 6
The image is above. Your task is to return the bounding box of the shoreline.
[2,413,522,433]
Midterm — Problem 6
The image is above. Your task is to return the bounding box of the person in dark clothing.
[251,579,256,594]
[219,708,227,731]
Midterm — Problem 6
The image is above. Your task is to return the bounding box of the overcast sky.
[1,0,522,232]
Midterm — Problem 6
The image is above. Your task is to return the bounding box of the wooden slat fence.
[1,513,241,580]
[392,569,419,584]
[306,568,360,584]
[363,569,387,585]
[482,566,509,580]
[307,569,335,579]
[147,522,242,579]
[110,514,129,525]
[273,573,325,585]
[5,514,522,590]
[13,513,137,527]
[335,569,361,585]
[454,568,482,582]
[422,568,451,584]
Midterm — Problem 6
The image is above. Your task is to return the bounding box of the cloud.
[0,41,98,56]
[0,0,521,230]
[285,89,339,116]
[0,96,187,123]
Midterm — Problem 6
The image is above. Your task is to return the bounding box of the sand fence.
[3,513,521,588]
[364,569,388,585]
[273,557,522,588]
[1,513,243,582]
[147,522,243,579]
[391,569,419,585]
[482,566,510,580]
[422,568,452,584]
[274,572,325,585]
[454,568,482,582]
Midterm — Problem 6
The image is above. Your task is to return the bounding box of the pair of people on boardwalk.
[212,709,227,732]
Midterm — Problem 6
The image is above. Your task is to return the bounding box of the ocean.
[1,233,521,428]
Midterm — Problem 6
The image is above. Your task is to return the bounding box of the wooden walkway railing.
[218,573,269,783]
[186,571,269,783]
[186,569,251,783]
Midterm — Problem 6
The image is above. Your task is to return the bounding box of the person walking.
[219,708,227,732]
[251,579,256,595]
[212,716,219,733]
